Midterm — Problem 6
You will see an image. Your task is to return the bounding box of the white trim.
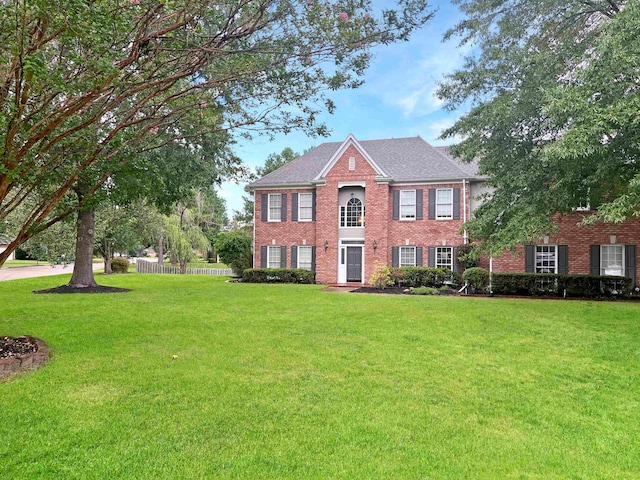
[462,179,468,244]
[435,188,454,220]
[435,246,454,270]
[267,193,282,222]
[297,192,313,222]
[399,189,417,221]
[391,177,487,185]
[252,184,315,191]
[600,244,625,276]
[314,134,387,180]
[338,181,366,188]
[535,244,558,274]
[337,239,365,284]
[266,245,281,269]
[399,246,417,267]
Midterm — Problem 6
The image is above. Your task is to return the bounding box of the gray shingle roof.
[250,136,482,187]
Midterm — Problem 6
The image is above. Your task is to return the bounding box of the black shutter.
[291,194,298,222]
[428,189,436,220]
[558,245,569,275]
[280,193,287,221]
[625,245,636,288]
[280,246,287,268]
[590,245,600,275]
[452,247,458,272]
[291,246,298,269]
[428,247,436,268]
[525,245,535,273]
[392,190,400,220]
[260,246,267,268]
[391,247,399,267]
[312,192,317,221]
[416,247,423,266]
[261,194,268,222]
[453,188,461,220]
[311,246,316,272]
[416,189,423,220]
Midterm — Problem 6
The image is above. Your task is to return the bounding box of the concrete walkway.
[0,263,103,282]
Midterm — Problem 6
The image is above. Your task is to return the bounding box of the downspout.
[252,190,256,268]
[462,179,468,245]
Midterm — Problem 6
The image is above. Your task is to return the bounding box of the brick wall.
[254,188,317,268]
[491,213,640,285]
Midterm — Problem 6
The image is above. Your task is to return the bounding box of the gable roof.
[250,135,483,188]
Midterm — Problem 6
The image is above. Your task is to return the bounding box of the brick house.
[249,134,638,287]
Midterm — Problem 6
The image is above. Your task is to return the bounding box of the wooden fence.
[136,259,233,276]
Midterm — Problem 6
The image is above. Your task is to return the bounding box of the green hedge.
[242,268,315,284]
[491,273,632,298]
[111,257,130,274]
[389,267,458,288]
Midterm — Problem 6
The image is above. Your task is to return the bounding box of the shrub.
[214,232,252,276]
[491,273,631,298]
[456,243,479,269]
[410,286,439,295]
[111,257,130,274]
[369,261,394,289]
[462,267,489,292]
[242,268,315,284]
[389,267,452,288]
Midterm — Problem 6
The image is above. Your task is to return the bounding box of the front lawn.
[1,274,639,478]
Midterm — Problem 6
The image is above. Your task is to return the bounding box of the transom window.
[436,189,453,219]
[400,190,416,220]
[601,245,624,276]
[298,193,313,221]
[340,197,364,227]
[436,247,453,270]
[267,246,281,269]
[400,246,416,267]
[297,246,313,271]
[535,245,557,273]
[268,194,282,222]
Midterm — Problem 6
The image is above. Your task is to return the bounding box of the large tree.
[0,0,433,266]
[437,0,633,254]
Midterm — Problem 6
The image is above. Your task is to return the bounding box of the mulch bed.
[0,336,37,359]
[351,287,459,296]
[33,284,131,294]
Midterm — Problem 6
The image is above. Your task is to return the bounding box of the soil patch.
[351,287,460,296]
[0,336,50,380]
[33,284,131,294]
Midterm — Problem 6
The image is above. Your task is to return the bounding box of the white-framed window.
[268,193,282,222]
[436,247,453,270]
[267,246,281,269]
[601,245,624,276]
[535,245,557,273]
[297,246,313,271]
[400,190,416,220]
[348,156,356,170]
[399,246,416,267]
[340,197,364,227]
[436,188,453,219]
[298,193,313,222]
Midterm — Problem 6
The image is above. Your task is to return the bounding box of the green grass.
[1,259,42,268]
[1,274,639,479]
[186,261,229,269]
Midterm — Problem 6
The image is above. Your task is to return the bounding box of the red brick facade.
[254,144,471,284]
[253,138,639,286]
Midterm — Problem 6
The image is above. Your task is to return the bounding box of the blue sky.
[220,0,470,215]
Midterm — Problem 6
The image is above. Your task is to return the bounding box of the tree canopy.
[0,0,433,264]
[438,0,635,254]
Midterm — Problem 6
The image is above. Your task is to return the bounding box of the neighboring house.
[0,236,16,262]
[249,134,639,287]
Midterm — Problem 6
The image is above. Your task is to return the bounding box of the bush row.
[491,273,632,298]
[242,268,315,284]
[389,267,460,288]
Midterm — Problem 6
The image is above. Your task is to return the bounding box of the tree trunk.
[180,260,187,274]
[157,236,164,265]
[103,253,112,275]
[69,209,98,288]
